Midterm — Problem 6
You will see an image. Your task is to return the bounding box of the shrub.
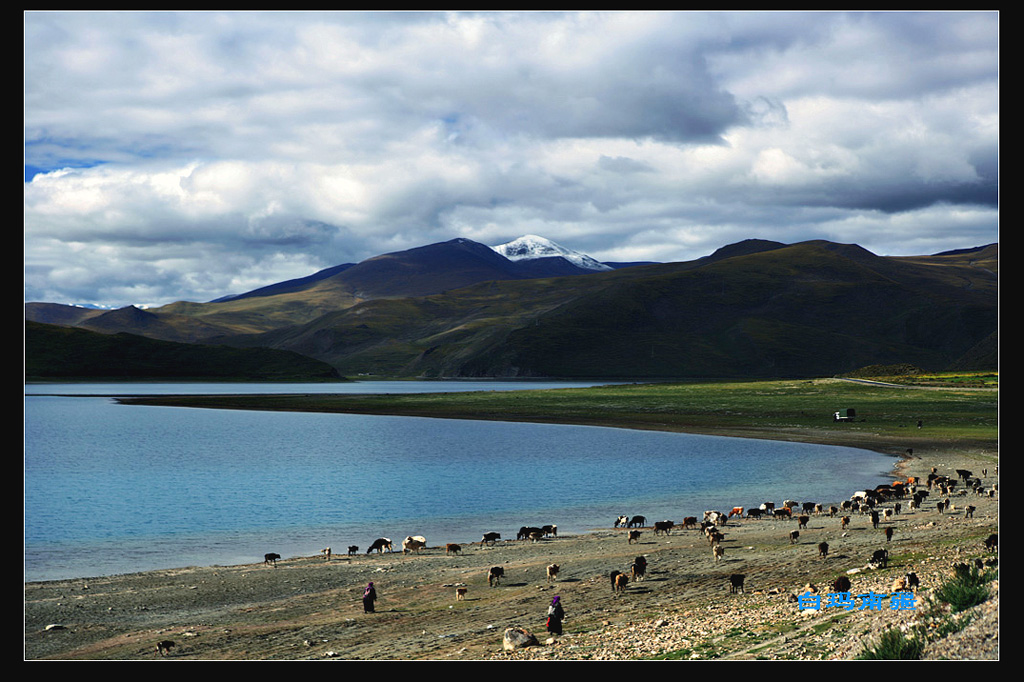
[856,627,925,660]
[934,564,994,613]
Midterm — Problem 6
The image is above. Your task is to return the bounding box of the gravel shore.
[25,434,998,661]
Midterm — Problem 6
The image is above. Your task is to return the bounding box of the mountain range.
[25,236,998,379]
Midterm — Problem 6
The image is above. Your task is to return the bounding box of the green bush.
[934,564,994,613]
[856,627,925,660]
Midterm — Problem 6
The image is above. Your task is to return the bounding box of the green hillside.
[244,241,996,378]
[25,239,998,380]
[25,321,343,381]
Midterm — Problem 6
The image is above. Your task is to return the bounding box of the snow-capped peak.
[491,235,612,271]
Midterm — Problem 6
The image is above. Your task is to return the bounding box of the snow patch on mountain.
[491,235,613,271]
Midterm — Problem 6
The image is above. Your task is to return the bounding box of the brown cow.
[630,556,647,581]
[614,572,629,593]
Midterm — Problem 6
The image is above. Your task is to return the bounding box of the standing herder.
[363,582,377,613]
[546,595,565,636]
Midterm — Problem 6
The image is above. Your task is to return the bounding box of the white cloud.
[24,10,998,307]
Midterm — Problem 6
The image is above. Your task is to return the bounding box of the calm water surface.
[25,381,896,582]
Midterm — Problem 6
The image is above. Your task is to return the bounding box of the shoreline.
[26,419,998,660]
[25,419,905,585]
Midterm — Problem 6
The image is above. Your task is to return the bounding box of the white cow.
[402,535,427,554]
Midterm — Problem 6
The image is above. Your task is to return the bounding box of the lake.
[24,381,896,582]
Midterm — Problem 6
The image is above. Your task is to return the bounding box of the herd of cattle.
[259,465,996,603]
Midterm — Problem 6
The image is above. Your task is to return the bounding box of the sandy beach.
[25,429,998,661]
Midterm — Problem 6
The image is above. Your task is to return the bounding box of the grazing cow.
[546,563,560,582]
[481,532,502,546]
[713,544,724,562]
[773,507,792,519]
[542,525,558,537]
[264,552,281,566]
[402,536,427,554]
[984,533,997,550]
[956,469,973,482]
[832,576,852,593]
[367,538,393,554]
[631,556,647,581]
[614,572,629,593]
[529,531,544,543]
[729,506,745,518]
[789,530,800,544]
[615,515,629,528]
[347,545,359,556]
[446,543,462,555]
[627,515,646,529]
[797,515,810,529]
[828,505,839,517]
[610,570,622,592]
[818,541,829,560]
[704,510,726,526]
[517,526,543,540]
[653,520,674,536]
[870,549,889,568]
[628,530,642,544]
[729,573,746,594]
[156,640,176,656]
[840,516,851,530]
[455,587,468,601]
[885,527,894,542]
[487,566,505,587]
[745,508,763,520]
[321,547,332,561]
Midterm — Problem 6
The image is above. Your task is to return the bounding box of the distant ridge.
[25,237,998,379]
[212,263,356,303]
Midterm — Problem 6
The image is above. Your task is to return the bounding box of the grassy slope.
[27,241,997,380]
[250,241,997,378]
[115,377,998,457]
[25,321,343,381]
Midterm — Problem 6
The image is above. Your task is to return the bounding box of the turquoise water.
[24,382,896,582]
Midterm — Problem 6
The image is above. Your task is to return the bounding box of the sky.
[24,11,999,309]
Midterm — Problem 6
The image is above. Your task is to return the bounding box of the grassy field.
[118,377,998,457]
